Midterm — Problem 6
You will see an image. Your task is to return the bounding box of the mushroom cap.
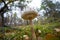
[21,10,38,20]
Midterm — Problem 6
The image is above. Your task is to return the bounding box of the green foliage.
[41,0,60,22]
[0,22,60,40]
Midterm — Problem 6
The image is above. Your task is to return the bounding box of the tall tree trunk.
[1,14,5,40]
[1,14,4,27]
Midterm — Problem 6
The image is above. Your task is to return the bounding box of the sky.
[4,0,60,18]
[27,0,41,8]
[4,0,42,17]
[19,0,41,17]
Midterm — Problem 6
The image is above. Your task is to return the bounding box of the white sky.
[27,0,60,8]
[27,0,41,8]
[4,0,60,17]
[4,0,41,17]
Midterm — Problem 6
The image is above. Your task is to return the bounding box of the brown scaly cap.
[21,10,38,20]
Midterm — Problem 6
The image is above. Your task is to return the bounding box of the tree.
[4,13,10,26]
[41,0,60,22]
[0,0,31,27]
[13,13,17,26]
[0,0,17,27]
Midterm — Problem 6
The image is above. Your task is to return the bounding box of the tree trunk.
[1,14,4,27]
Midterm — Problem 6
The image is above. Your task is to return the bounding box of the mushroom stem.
[30,20,37,40]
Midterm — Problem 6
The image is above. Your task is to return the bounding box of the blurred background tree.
[0,0,31,27]
[40,0,60,23]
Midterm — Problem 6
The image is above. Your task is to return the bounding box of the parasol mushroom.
[21,10,38,40]
[21,10,38,20]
